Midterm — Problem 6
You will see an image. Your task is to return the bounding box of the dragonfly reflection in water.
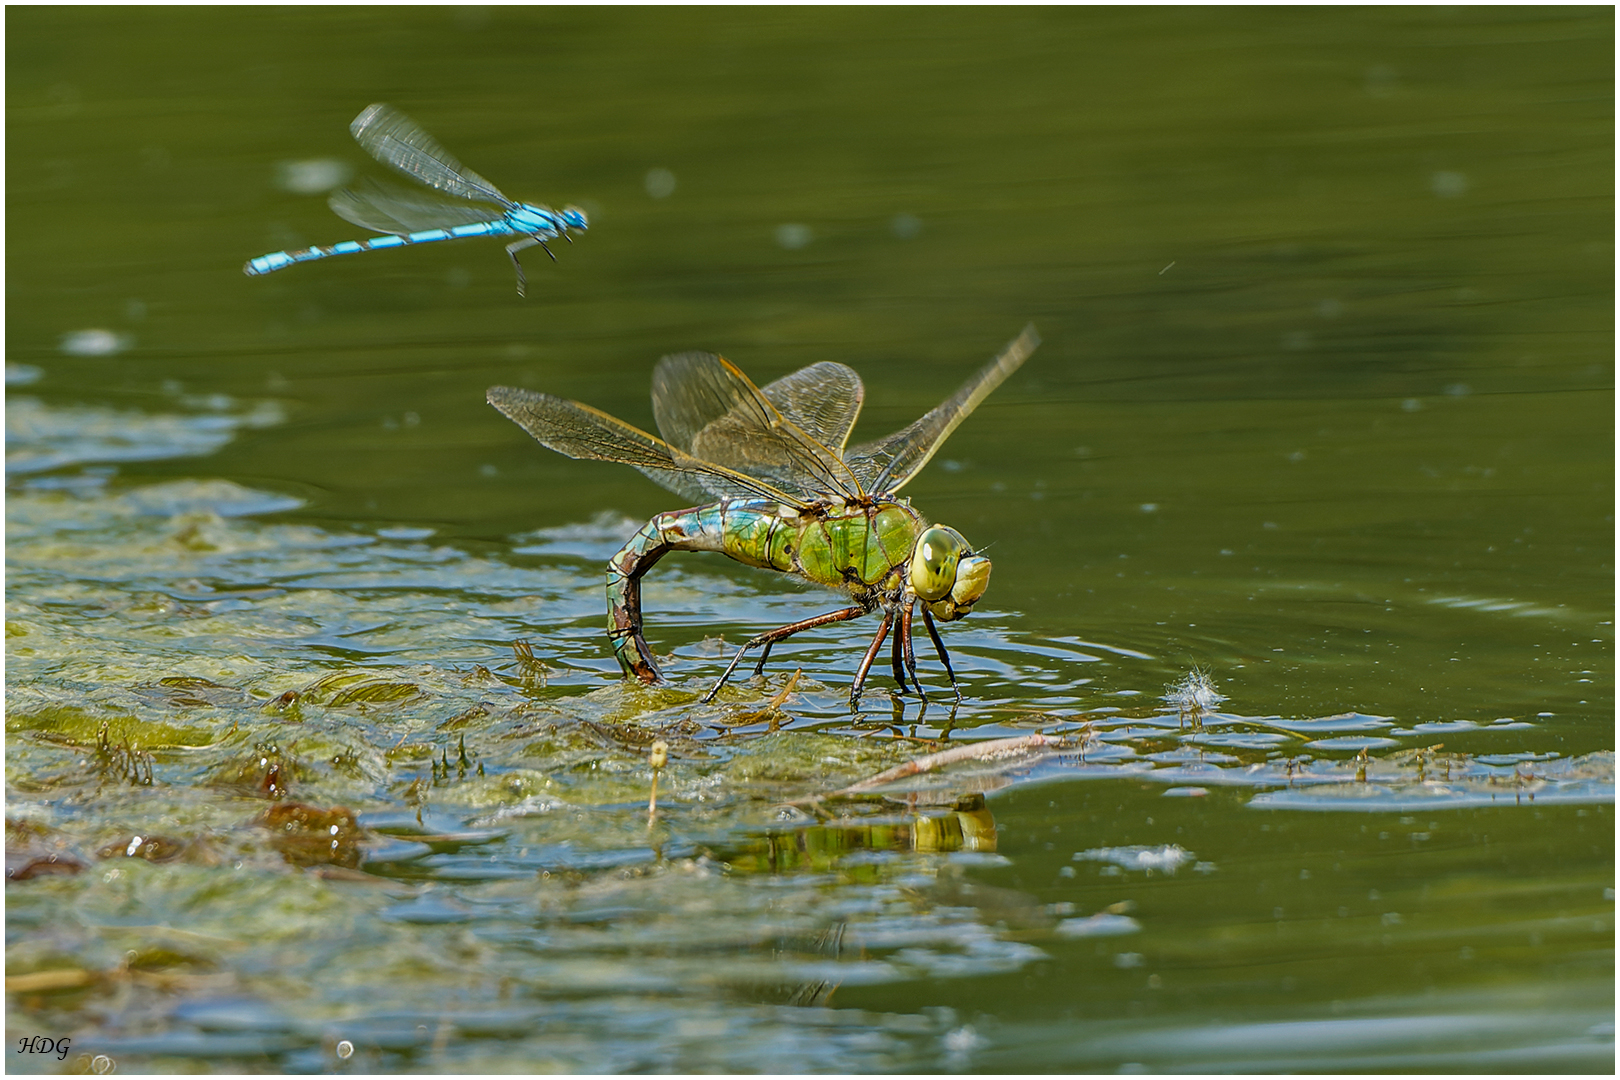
[243,103,587,297]
[488,325,1039,709]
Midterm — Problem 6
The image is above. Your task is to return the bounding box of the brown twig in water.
[714,668,805,734]
[785,733,1060,807]
[766,669,802,710]
[6,969,95,992]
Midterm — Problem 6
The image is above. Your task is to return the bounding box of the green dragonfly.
[487,324,1039,708]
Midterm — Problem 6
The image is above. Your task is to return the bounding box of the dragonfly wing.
[486,386,811,507]
[350,103,513,208]
[650,353,865,502]
[759,362,865,454]
[328,179,506,235]
[845,324,1040,494]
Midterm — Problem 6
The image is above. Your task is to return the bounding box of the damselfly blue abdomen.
[243,103,587,297]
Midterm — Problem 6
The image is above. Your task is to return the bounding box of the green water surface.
[6,7,1613,1073]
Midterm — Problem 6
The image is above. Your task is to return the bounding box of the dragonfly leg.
[888,609,909,694]
[919,605,962,704]
[702,605,868,704]
[849,608,896,711]
[504,237,541,298]
[505,235,560,297]
[751,641,774,677]
[899,601,928,705]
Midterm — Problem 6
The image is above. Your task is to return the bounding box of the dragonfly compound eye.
[927,554,991,622]
[910,526,969,602]
[950,554,991,607]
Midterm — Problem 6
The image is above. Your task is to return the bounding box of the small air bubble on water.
[644,167,676,199]
[275,158,351,194]
[6,363,43,386]
[1431,170,1470,198]
[1365,64,1398,97]
[775,223,813,250]
[942,1024,987,1056]
[60,329,131,356]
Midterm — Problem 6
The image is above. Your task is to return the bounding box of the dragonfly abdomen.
[603,499,922,684]
[717,504,798,573]
[243,220,515,277]
[607,503,733,683]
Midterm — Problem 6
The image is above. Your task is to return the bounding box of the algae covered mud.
[7,7,1614,1073]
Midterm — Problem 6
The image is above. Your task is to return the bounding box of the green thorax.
[704,498,924,598]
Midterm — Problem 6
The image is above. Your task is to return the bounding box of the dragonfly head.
[558,205,589,233]
[909,525,992,622]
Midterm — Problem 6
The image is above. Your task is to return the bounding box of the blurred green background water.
[6,7,1613,1073]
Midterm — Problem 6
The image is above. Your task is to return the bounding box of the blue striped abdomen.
[243,219,519,276]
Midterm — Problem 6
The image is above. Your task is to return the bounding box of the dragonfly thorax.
[766,501,992,623]
[507,203,588,236]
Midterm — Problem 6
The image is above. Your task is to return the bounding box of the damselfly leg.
[504,237,546,298]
